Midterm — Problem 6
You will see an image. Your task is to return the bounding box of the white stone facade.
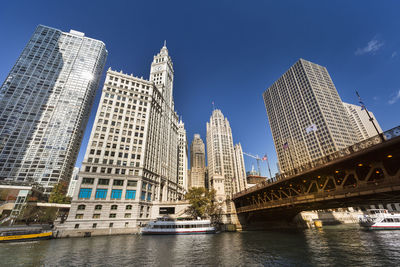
[263,59,359,173]
[343,102,382,141]
[61,44,185,231]
[206,110,244,198]
[0,25,107,192]
[177,120,188,191]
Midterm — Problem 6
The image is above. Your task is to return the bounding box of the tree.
[185,187,218,219]
[49,181,71,204]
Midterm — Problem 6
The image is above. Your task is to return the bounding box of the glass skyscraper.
[0,25,107,192]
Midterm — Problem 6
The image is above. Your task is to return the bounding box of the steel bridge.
[233,126,400,223]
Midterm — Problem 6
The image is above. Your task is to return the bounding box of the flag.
[262,155,268,161]
[306,124,318,133]
[283,142,289,150]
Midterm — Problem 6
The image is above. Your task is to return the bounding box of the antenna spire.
[163,40,167,47]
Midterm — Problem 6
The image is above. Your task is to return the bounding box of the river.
[1,225,399,266]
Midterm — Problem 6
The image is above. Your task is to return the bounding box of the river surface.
[1,225,400,266]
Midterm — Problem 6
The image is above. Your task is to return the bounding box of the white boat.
[359,209,400,230]
[141,218,216,235]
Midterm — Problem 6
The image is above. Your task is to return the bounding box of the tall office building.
[233,143,247,192]
[63,44,185,230]
[177,120,188,191]
[263,59,358,173]
[189,134,206,188]
[343,102,382,141]
[206,109,243,199]
[0,25,107,192]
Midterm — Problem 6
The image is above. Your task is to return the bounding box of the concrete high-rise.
[177,120,188,191]
[62,44,185,230]
[189,134,206,188]
[263,59,358,173]
[343,102,382,141]
[0,25,107,192]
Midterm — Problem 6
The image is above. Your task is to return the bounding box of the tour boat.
[141,218,216,235]
[359,209,400,230]
[0,229,53,242]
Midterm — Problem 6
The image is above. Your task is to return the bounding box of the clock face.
[155,66,162,72]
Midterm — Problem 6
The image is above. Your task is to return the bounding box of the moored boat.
[141,218,216,235]
[359,209,400,230]
[0,229,53,242]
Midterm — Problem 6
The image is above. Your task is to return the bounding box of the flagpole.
[265,153,272,179]
[355,91,384,142]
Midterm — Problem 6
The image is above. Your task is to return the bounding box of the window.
[93,214,100,219]
[75,214,83,219]
[111,189,122,199]
[92,223,97,228]
[125,190,136,200]
[125,213,131,218]
[74,224,79,229]
[147,193,152,201]
[95,189,107,199]
[98,179,109,185]
[140,192,146,201]
[82,178,94,184]
[109,213,116,218]
[109,223,114,227]
[127,180,137,187]
[95,205,102,210]
[77,204,86,210]
[113,179,124,186]
[126,205,132,210]
[78,188,92,199]
[111,205,118,210]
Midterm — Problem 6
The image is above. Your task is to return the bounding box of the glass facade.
[111,189,122,199]
[78,188,92,199]
[0,25,107,192]
[125,190,136,200]
[95,189,107,199]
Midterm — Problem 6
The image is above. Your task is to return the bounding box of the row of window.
[78,188,136,200]
[81,178,137,187]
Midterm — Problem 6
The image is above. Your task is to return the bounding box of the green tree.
[49,181,71,204]
[185,187,218,219]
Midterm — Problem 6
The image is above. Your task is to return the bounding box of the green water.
[0,225,399,266]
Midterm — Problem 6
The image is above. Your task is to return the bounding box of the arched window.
[77,204,86,210]
[95,205,102,210]
[111,205,118,210]
[126,205,132,210]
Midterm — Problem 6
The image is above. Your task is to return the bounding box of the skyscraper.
[206,109,244,198]
[0,25,107,192]
[263,59,358,173]
[189,134,206,188]
[177,120,188,191]
[233,143,247,192]
[343,102,382,141]
[63,44,184,230]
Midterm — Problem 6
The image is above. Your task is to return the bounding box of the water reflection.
[1,226,400,266]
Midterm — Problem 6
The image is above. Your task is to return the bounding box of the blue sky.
[1,1,400,177]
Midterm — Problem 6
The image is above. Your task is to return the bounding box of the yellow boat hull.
[0,231,53,242]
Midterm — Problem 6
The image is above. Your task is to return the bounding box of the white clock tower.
[150,41,174,107]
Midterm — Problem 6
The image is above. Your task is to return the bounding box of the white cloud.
[388,89,400,105]
[355,38,384,55]
[392,51,398,58]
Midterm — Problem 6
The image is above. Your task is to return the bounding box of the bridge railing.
[234,126,400,199]
[236,174,400,213]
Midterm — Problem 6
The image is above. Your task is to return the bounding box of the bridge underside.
[233,128,400,227]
